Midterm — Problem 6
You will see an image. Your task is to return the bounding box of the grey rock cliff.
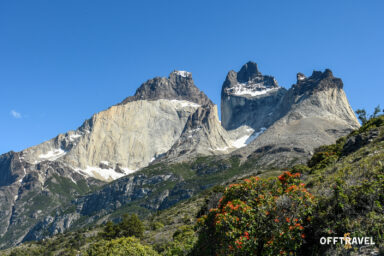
[160,104,255,162]
[233,68,360,166]
[0,151,103,248]
[221,61,287,131]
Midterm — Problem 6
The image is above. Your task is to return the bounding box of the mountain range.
[0,61,360,248]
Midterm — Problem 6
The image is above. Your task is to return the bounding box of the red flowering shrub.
[195,172,315,255]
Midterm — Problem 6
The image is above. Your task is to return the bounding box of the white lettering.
[345,237,351,245]
[320,236,375,246]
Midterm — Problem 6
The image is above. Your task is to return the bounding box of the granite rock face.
[160,104,255,162]
[221,61,287,131]
[21,71,214,181]
[0,70,217,248]
[232,68,360,166]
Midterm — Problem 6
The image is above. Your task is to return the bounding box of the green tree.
[102,221,120,240]
[356,109,367,124]
[372,104,381,118]
[162,225,197,256]
[101,214,144,240]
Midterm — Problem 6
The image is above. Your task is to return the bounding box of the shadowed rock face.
[221,61,287,131]
[0,152,23,187]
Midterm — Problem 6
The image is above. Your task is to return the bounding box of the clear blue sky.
[1,0,383,154]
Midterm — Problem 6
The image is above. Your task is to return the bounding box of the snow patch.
[74,166,137,181]
[297,74,306,81]
[68,134,82,141]
[173,70,191,78]
[188,127,201,133]
[227,79,279,97]
[120,167,137,176]
[38,149,66,161]
[231,127,266,148]
[230,84,277,97]
[215,146,230,151]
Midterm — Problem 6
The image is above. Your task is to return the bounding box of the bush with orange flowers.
[194,172,315,255]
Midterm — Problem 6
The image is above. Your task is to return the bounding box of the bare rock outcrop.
[231,68,360,166]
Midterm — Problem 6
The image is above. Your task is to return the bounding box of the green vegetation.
[102,214,144,240]
[160,225,197,256]
[82,237,159,256]
[2,115,384,255]
[355,105,383,124]
[194,115,384,255]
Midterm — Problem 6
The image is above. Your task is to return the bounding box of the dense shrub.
[307,137,346,169]
[102,213,144,240]
[194,172,315,255]
[83,236,159,256]
[304,167,384,254]
[161,225,197,256]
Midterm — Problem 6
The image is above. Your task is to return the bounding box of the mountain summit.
[221,61,287,131]
[232,67,360,166]
[120,70,212,106]
[19,71,214,182]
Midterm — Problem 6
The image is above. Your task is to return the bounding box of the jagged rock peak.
[292,68,342,94]
[119,70,212,106]
[183,105,217,131]
[296,72,306,82]
[237,61,261,82]
[222,61,279,98]
[169,70,192,79]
